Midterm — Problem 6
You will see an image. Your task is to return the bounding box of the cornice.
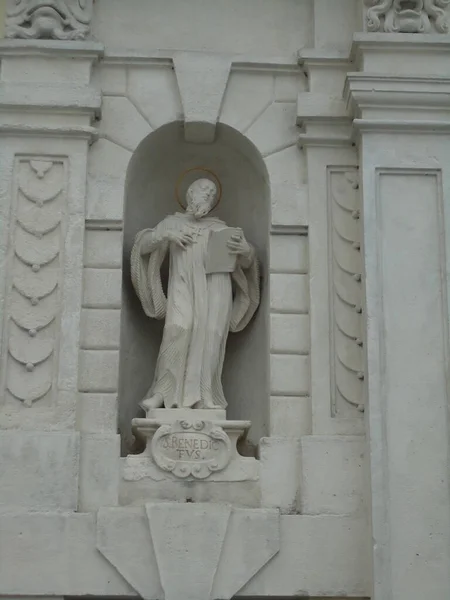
[350,32,450,69]
[297,48,352,81]
[0,39,104,60]
[297,122,353,148]
[352,119,450,134]
[297,92,348,124]
[102,50,300,74]
[298,48,351,68]
[345,72,450,116]
[0,123,98,141]
[296,91,352,147]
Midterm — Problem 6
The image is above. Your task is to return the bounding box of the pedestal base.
[121,410,260,507]
[146,408,227,421]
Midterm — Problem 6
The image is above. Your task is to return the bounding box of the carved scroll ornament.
[364,0,450,33]
[151,420,232,479]
[5,0,94,40]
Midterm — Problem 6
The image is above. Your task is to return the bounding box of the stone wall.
[2,1,450,599]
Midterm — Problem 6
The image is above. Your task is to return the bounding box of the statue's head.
[185,178,217,219]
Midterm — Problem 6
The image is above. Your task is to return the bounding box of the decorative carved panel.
[364,0,450,33]
[2,158,66,408]
[5,0,94,40]
[328,169,364,417]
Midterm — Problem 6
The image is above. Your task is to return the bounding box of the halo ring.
[175,167,222,210]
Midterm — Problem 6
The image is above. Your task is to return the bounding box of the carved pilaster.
[329,169,364,417]
[364,0,450,33]
[2,158,66,408]
[5,0,94,40]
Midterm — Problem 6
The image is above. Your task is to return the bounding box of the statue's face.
[186,179,217,219]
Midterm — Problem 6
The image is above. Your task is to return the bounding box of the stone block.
[270,274,309,313]
[275,72,304,102]
[78,350,119,393]
[0,512,133,596]
[0,510,368,597]
[80,308,121,349]
[259,437,301,514]
[119,471,261,509]
[220,71,274,133]
[301,436,365,515]
[246,102,298,157]
[243,514,369,597]
[98,504,280,600]
[96,64,127,95]
[0,432,79,511]
[92,0,311,57]
[271,182,309,227]
[78,393,118,433]
[265,144,305,187]
[84,229,123,268]
[174,53,231,143]
[99,96,152,152]
[82,268,122,308]
[270,397,312,438]
[1,55,93,85]
[270,234,308,273]
[148,502,231,600]
[270,313,310,354]
[127,65,183,129]
[265,146,309,227]
[0,81,101,113]
[79,434,120,511]
[270,354,309,396]
[87,138,129,221]
[96,506,163,599]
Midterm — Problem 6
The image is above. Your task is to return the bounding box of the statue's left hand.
[227,231,252,259]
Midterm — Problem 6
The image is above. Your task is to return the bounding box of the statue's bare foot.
[140,393,164,414]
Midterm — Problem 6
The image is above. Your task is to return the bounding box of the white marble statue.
[131,178,260,412]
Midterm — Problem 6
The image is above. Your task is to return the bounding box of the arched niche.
[119,121,270,455]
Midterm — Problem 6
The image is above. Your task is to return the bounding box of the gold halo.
[175,167,222,210]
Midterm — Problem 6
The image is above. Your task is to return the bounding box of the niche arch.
[118,121,270,454]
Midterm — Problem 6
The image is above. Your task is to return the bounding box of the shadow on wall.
[118,121,270,456]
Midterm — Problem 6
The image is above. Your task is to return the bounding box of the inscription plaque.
[151,420,231,479]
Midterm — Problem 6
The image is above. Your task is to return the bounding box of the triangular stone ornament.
[97,507,163,600]
[173,52,232,143]
[146,502,231,600]
[211,508,280,599]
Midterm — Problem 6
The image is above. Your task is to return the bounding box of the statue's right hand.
[165,230,194,249]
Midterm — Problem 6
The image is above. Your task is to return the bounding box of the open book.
[205,227,242,274]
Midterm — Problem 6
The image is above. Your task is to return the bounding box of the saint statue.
[130,176,260,412]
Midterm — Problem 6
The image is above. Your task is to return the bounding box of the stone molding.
[0,37,103,58]
[297,92,352,147]
[5,0,94,40]
[0,39,103,141]
[346,34,450,134]
[364,0,450,33]
[297,49,353,147]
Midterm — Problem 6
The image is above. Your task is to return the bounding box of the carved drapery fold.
[5,0,94,40]
[2,159,65,407]
[364,0,450,33]
[329,169,364,417]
